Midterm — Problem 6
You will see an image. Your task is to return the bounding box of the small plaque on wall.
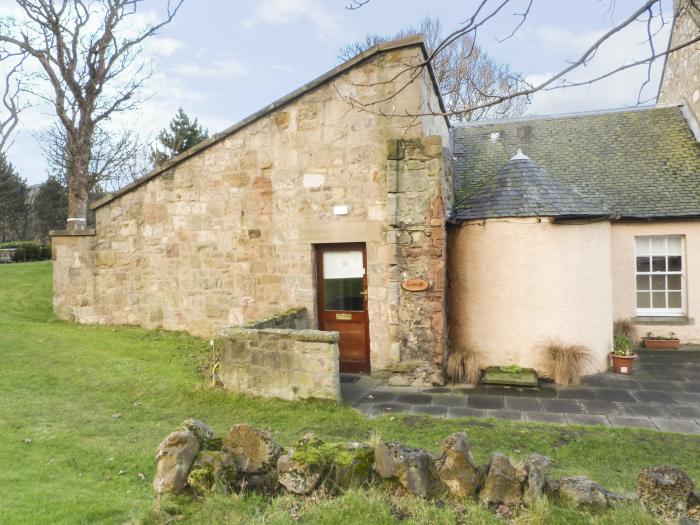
[401,278,430,292]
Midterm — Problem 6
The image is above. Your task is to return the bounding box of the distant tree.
[151,108,209,166]
[33,177,68,240]
[0,153,29,242]
[339,17,527,121]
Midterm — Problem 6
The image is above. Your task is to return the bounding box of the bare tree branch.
[0,54,28,153]
[0,0,184,230]
[39,121,148,193]
[345,0,370,10]
[339,16,527,121]
[343,0,698,120]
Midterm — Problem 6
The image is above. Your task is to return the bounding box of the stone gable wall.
[659,0,700,120]
[52,44,450,377]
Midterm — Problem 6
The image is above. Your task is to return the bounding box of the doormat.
[339,375,360,384]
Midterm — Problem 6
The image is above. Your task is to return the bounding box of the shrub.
[6,241,51,262]
[613,318,638,343]
[446,347,481,385]
[541,341,591,386]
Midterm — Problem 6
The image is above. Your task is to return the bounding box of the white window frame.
[635,235,685,317]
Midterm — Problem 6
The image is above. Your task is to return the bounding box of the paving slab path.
[340,348,700,433]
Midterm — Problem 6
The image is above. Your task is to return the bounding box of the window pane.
[322,251,364,312]
[667,236,682,256]
[669,256,682,272]
[636,237,651,256]
[652,292,666,309]
[651,275,666,291]
[637,292,651,308]
[652,256,666,272]
[636,275,650,291]
[668,274,682,290]
[323,251,363,279]
[651,237,666,255]
[668,292,682,309]
[323,277,363,311]
[636,257,650,272]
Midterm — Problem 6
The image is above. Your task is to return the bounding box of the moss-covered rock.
[373,441,448,499]
[186,450,237,496]
[435,432,482,498]
[638,465,695,518]
[223,424,282,474]
[277,433,374,494]
[179,419,214,449]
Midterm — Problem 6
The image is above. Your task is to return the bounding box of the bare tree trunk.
[65,128,91,231]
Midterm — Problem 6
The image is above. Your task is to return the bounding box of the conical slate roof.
[456,150,610,220]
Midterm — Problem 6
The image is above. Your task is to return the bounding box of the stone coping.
[219,327,339,344]
[241,307,307,329]
[49,229,96,237]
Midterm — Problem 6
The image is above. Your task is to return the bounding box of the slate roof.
[458,150,609,220]
[453,106,700,221]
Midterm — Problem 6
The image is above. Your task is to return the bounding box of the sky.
[1,0,674,185]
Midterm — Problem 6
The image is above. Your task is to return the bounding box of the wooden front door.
[316,243,370,373]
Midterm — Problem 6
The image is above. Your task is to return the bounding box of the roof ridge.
[454,104,680,129]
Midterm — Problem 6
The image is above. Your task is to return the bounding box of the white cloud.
[172,58,250,79]
[148,37,186,57]
[243,0,343,40]
[272,64,294,73]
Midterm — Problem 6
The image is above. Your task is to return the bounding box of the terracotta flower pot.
[642,337,680,350]
[610,353,637,375]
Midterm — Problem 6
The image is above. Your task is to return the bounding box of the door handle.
[360,290,368,299]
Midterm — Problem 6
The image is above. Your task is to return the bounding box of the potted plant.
[611,335,636,375]
[641,332,680,350]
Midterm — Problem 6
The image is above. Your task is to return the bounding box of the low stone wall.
[154,420,700,523]
[217,309,340,402]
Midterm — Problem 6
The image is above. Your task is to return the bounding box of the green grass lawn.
[1,262,699,524]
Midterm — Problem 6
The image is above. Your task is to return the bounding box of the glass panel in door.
[322,251,364,311]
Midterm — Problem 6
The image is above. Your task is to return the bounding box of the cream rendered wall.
[448,218,613,375]
[611,221,700,343]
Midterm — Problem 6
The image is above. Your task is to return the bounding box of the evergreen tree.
[150,108,208,166]
[0,154,29,242]
[33,177,68,240]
